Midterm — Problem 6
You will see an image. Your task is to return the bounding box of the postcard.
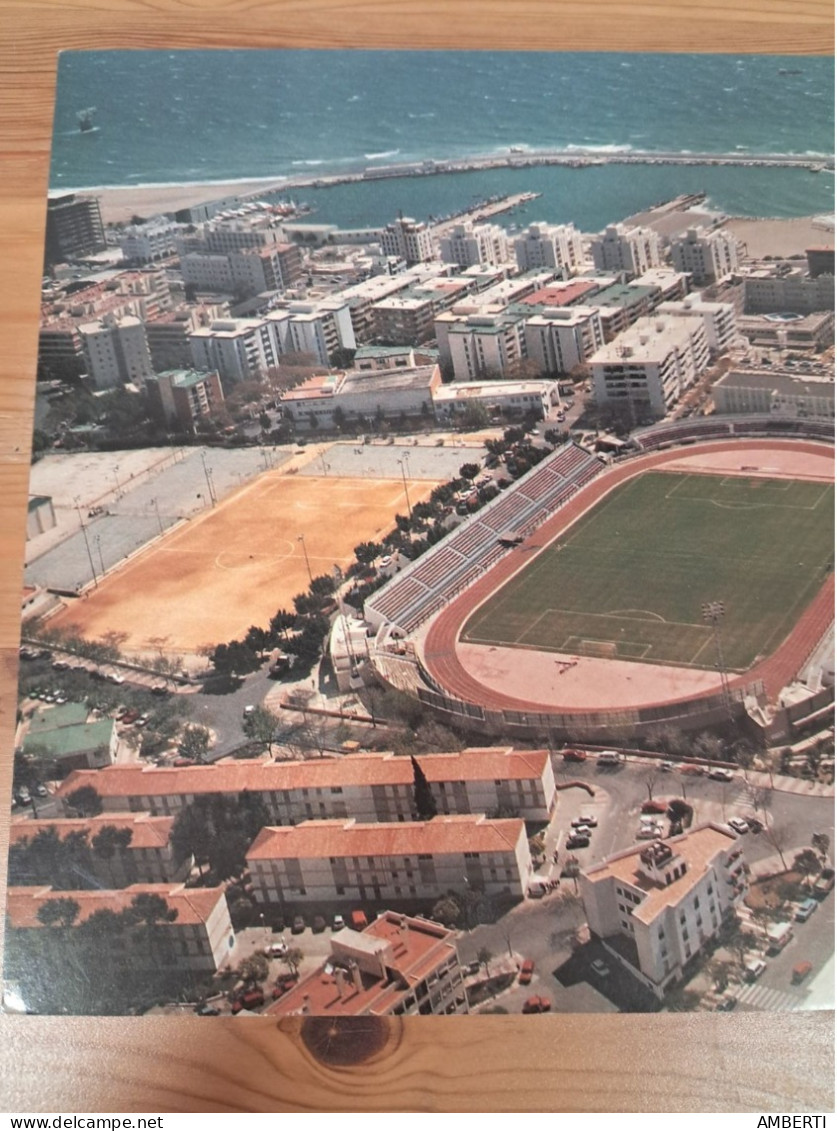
[3,49,834,1019]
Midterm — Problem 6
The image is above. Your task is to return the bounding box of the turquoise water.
[50,50,834,227]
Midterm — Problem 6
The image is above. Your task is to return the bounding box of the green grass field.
[462,471,834,671]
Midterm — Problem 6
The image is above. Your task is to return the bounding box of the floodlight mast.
[702,600,734,722]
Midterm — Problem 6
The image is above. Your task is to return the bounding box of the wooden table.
[0,0,833,1112]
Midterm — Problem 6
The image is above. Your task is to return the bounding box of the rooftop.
[6,883,225,929]
[520,280,601,307]
[55,747,550,801]
[717,369,835,395]
[246,814,525,862]
[9,812,175,851]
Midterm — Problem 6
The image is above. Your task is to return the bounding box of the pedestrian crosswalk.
[735,981,803,1012]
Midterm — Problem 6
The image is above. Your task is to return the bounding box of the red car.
[271,974,299,999]
[519,959,535,985]
[231,989,265,1014]
[562,748,587,762]
[641,799,668,814]
[522,995,551,1014]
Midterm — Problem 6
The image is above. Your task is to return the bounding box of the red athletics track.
[421,439,834,716]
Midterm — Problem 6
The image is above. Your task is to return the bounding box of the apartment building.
[586,282,660,341]
[246,814,532,907]
[79,315,155,389]
[9,813,190,886]
[513,222,586,278]
[440,305,529,381]
[145,304,228,372]
[379,216,437,264]
[440,220,511,268]
[24,702,118,772]
[45,193,106,267]
[670,227,740,284]
[5,883,234,973]
[743,269,835,315]
[372,279,473,347]
[119,218,182,264]
[523,305,605,375]
[145,368,225,431]
[188,316,281,386]
[591,224,664,279]
[56,747,556,824]
[268,298,357,366]
[181,244,304,298]
[267,912,468,1016]
[580,825,748,998]
[589,314,710,419]
[657,297,738,354]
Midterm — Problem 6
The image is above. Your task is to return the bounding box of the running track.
[422,440,834,716]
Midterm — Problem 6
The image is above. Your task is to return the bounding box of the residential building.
[433,379,559,423]
[118,218,182,264]
[518,278,605,310]
[9,813,190,886]
[380,216,436,265]
[145,304,227,372]
[440,220,511,268]
[586,282,660,341]
[145,368,225,431]
[440,305,530,381]
[806,247,835,279]
[188,317,281,386]
[712,369,835,420]
[45,193,106,267]
[269,298,356,366]
[591,224,664,279]
[246,814,532,907]
[657,297,738,354]
[267,911,468,1016]
[23,702,118,772]
[632,269,691,304]
[580,825,748,998]
[181,244,304,298]
[353,345,416,371]
[372,279,472,347]
[736,310,834,352]
[5,883,234,973]
[743,269,835,314]
[523,306,605,375]
[670,227,740,284]
[79,315,154,389]
[589,314,710,419]
[55,747,556,824]
[513,222,586,278]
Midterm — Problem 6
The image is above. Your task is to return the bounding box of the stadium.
[365,416,834,743]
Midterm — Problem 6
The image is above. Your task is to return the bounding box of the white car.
[709,768,734,782]
[728,818,750,835]
[637,823,664,840]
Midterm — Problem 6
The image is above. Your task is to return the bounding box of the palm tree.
[92,825,134,886]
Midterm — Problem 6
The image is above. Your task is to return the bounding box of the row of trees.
[9,824,134,889]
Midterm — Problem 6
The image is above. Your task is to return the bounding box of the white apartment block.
[380,217,437,265]
[670,227,740,284]
[433,379,559,423]
[743,270,835,315]
[275,299,357,366]
[443,307,528,381]
[119,218,182,264]
[513,222,586,278]
[657,297,738,354]
[523,305,605,375]
[713,369,835,420]
[580,826,748,998]
[590,314,710,419]
[246,815,533,907]
[188,316,281,385]
[439,220,511,268]
[145,304,227,372]
[6,883,235,973]
[56,747,556,824]
[591,224,664,279]
[79,315,154,390]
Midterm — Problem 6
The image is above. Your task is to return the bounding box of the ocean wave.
[291,159,326,166]
[364,149,401,160]
[563,143,634,154]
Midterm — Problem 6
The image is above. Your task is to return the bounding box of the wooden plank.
[0,0,833,1113]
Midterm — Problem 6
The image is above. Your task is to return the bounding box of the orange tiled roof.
[5,883,225,929]
[55,748,548,800]
[9,813,174,851]
[246,814,524,861]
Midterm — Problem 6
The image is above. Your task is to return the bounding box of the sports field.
[462,471,834,672]
[50,471,433,655]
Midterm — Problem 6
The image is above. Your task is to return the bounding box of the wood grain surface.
[0,0,833,1113]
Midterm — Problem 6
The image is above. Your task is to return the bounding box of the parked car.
[271,973,299,999]
[746,817,764,834]
[332,914,346,931]
[708,768,735,782]
[715,995,737,1011]
[659,761,674,772]
[636,823,664,840]
[519,959,535,985]
[34,783,48,797]
[15,787,31,805]
[291,916,306,934]
[795,898,818,922]
[576,814,598,827]
[51,659,70,671]
[312,915,327,934]
[641,800,668,815]
[743,958,767,982]
[106,672,125,685]
[350,910,368,930]
[590,959,610,977]
[151,684,170,696]
[596,751,622,768]
[195,1003,221,1016]
[728,818,750,835]
[566,834,590,849]
[562,748,586,762]
[791,961,813,984]
[265,939,288,958]
[231,989,265,1014]
[681,764,705,776]
[522,995,551,1014]
[813,867,835,897]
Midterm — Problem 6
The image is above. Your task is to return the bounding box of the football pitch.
[462,471,834,671]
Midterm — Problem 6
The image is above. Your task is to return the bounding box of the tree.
[459,462,480,481]
[642,767,660,802]
[283,947,304,976]
[125,892,178,963]
[91,825,133,886]
[812,832,831,863]
[476,946,493,978]
[707,958,731,991]
[210,640,262,678]
[270,609,296,643]
[36,897,80,929]
[411,756,438,821]
[243,706,280,757]
[458,402,489,430]
[794,849,821,888]
[431,895,462,928]
[238,952,269,985]
[65,785,103,818]
[354,541,381,565]
[179,724,211,763]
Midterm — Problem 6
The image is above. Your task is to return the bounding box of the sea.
[50,51,834,231]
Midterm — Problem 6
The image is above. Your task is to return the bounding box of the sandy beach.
[88,179,292,224]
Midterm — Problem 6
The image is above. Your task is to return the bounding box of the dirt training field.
[50,471,433,655]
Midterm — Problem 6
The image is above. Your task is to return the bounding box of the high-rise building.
[145,368,225,431]
[513,222,586,278]
[45,193,106,267]
[591,224,664,279]
[79,315,154,390]
[380,216,436,265]
[669,227,740,285]
[440,221,511,268]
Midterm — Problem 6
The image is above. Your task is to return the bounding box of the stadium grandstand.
[631,413,834,451]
